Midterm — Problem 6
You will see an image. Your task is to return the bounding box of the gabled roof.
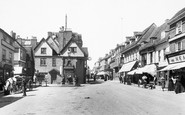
[121,23,156,54]
[46,36,60,54]
[168,7,185,25]
[139,22,169,51]
[34,38,46,51]
[60,37,88,58]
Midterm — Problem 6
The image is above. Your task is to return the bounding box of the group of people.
[4,76,33,96]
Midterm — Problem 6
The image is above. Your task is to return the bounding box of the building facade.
[0,29,15,92]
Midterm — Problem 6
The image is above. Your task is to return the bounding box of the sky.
[0,0,185,69]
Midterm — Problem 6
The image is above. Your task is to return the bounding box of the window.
[176,21,182,35]
[20,50,23,60]
[176,41,182,51]
[158,50,161,62]
[40,58,46,66]
[9,52,13,63]
[52,58,56,67]
[161,31,165,39]
[68,47,77,53]
[163,48,166,60]
[41,48,46,54]
[150,52,153,64]
[2,49,6,61]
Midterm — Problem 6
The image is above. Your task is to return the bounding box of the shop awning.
[135,64,157,76]
[127,69,139,75]
[14,67,23,75]
[118,61,137,73]
[160,62,185,71]
[97,71,108,75]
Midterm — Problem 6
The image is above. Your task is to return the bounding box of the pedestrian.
[119,75,122,83]
[168,77,174,91]
[138,79,142,87]
[22,76,27,96]
[161,77,165,91]
[174,75,183,94]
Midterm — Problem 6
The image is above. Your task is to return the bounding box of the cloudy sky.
[0,0,184,69]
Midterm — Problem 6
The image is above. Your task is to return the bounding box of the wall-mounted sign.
[169,53,185,64]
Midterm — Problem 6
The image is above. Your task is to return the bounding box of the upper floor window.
[41,48,46,54]
[68,47,77,53]
[176,21,182,35]
[52,58,56,67]
[2,49,6,61]
[20,50,23,60]
[176,41,182,51]
[40,58,47,66]
[158,50,161,62]
[150,52,153,64]
[163,48,166,60]
[9,52,13,63]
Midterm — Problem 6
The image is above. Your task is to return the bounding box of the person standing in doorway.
[161,76,165,91]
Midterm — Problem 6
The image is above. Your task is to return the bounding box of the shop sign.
[169,53,185,64]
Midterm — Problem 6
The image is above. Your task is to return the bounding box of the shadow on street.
[0,96,23,108]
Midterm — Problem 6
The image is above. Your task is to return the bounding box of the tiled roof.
[139,22,169,51]
[121,23,156,53]
[168,7,185,25]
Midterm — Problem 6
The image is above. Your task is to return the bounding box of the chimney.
[10,31,16,39]
[48,32,52,37]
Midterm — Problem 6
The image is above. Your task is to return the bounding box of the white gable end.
[35,41,53,56]
[61,42,84,57]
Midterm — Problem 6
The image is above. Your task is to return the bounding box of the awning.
[97,71,108,75]
[14,67,23,75]
[160,62,185,71]
[135,64,157,76]
[127,69,139,75]
[118,61,137,73]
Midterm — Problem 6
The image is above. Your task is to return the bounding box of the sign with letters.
[169,53,185,64]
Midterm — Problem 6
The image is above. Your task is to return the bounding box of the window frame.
[40,58,47,66]
[176,21,182,35]
[41,48,47,54]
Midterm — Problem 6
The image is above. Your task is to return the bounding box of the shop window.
[41,48,46,54]
[40,58,47,66]
[176,21,182,35]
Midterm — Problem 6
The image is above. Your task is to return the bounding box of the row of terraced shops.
[114,7,185,94]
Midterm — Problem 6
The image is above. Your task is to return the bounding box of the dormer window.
[176,21,182,35]
[161,31,166,39]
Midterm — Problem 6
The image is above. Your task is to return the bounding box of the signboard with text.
[169,53,185,64]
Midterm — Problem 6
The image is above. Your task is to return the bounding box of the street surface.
[0,80,185,115]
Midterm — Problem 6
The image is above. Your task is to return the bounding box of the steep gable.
[34,38,53,56]
[60,38,85,57]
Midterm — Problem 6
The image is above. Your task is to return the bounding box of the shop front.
[163,51,185,93]
[119,61,138,84]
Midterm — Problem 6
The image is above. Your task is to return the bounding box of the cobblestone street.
[0,80,185,115]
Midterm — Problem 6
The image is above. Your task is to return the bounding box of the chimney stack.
[10,31,16,39]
